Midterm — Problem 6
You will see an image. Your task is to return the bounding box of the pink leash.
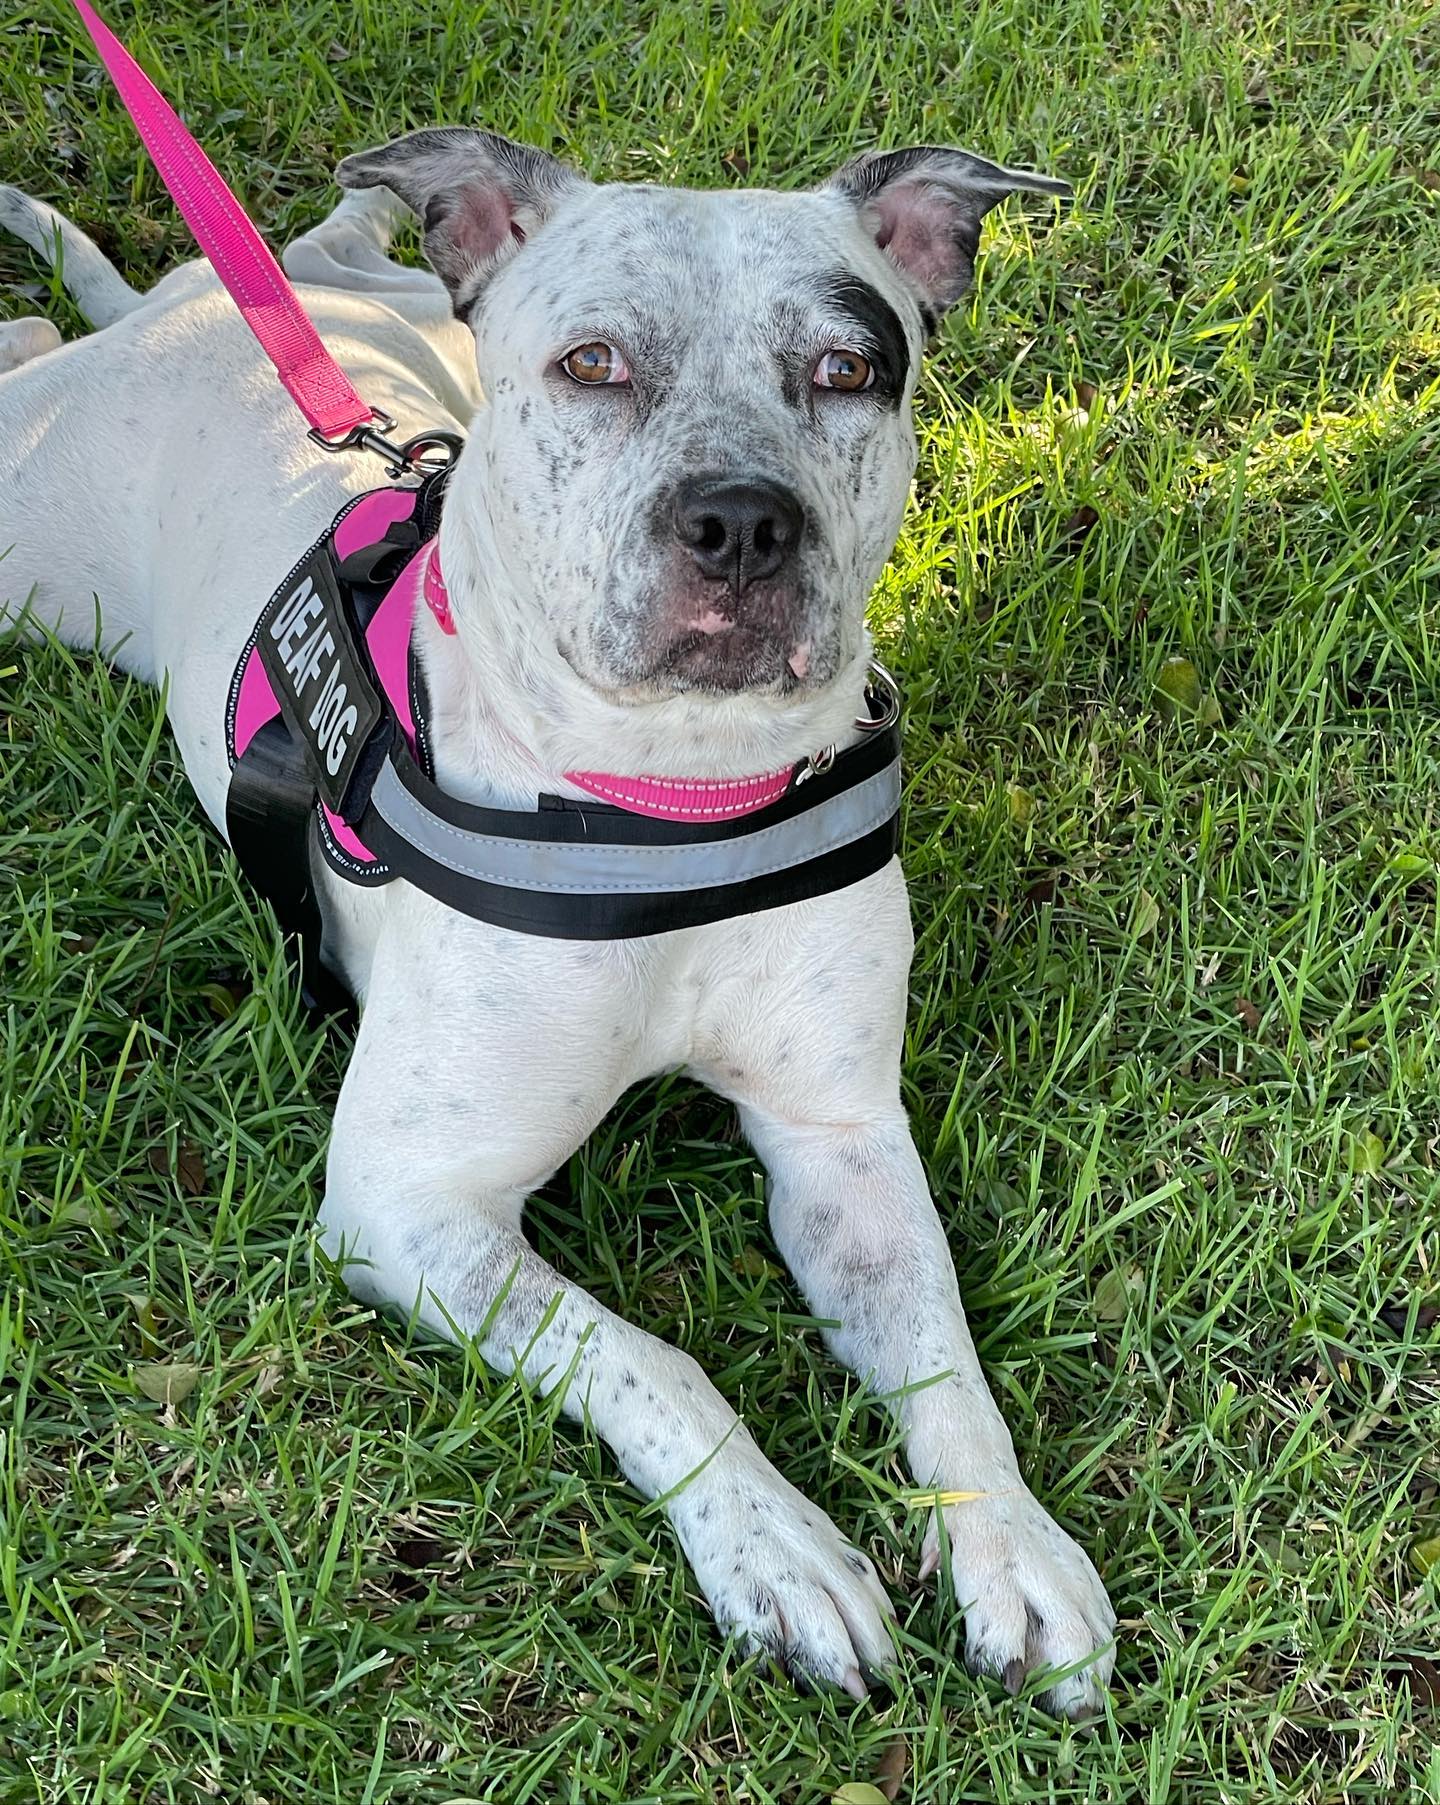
[70,0,378,444]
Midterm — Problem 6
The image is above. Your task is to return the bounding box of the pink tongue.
[690,607,732,635]
[788,642,811,680]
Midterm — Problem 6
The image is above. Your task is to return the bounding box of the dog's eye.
[561,342,630,385]
[813,349,874,392]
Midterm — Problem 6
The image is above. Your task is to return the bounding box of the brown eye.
[561,341,630,385]
[814,349,874,392]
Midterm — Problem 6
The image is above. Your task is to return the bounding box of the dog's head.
[337,132,1066,737]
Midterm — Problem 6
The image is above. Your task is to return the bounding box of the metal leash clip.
[308,412,464,479]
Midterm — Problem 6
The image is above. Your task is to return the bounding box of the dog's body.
[0,140,1115,1711]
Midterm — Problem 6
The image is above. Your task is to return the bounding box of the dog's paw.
[921,1488,1116,1718]
[0,317,61,375]
[671,1457,895,1697]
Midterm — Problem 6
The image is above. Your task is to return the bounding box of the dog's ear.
[336,127,589,313]
[822,147,1070,328]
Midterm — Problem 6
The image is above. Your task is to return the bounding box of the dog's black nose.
[672,477,803,590]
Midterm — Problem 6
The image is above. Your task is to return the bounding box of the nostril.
[672,477,803,587]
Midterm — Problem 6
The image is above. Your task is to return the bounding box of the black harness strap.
[223,473,448,1014]
[226,715,350,1016]
[357,717,901,941]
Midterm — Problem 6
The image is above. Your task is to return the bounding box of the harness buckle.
[794,744,836,785]
[308,413,463,479]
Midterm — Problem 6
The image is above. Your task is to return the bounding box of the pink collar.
[421,546,798,823]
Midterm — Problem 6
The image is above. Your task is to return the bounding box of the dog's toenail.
[841,1665,868,1702]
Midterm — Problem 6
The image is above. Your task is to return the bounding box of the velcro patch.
[256,545,385,819]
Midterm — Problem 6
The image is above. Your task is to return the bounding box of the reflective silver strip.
[369,757,900,895]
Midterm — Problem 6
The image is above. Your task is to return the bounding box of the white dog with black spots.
[0,132,1115,1711]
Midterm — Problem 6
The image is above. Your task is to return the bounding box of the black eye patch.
[816,273,913,403]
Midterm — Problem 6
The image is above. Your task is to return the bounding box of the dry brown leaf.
[1022,872,1060,910]
[148,1141,207,1195]
[1378,1297,1439,1336]
[874,1737,907,1802]
[1058,504,1099,549]
[1407,1655,1440,1706]
[175,1141,207,1196]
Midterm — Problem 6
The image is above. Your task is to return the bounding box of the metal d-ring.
[797,744,837,783]
[794,659,901,784]
[857,658,900,732]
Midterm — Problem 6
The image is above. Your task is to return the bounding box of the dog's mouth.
[659,623,810,695]
[557,582,835,704]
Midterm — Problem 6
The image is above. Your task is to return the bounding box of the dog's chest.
[375,887,773,1077]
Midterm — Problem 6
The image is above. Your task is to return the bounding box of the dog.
[0,130,1116,1713]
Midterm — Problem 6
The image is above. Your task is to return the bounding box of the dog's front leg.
[694,869,1116,1716]
[740,1106,1116,1715]
[319,946,894,1695]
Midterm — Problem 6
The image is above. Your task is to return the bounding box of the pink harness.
[228,488,431,874]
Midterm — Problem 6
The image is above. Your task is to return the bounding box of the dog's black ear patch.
[822,147,1070,328]
[336,128,589,316]
[817,273,911,403]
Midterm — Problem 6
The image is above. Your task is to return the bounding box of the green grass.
[3,0,1440,1798]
